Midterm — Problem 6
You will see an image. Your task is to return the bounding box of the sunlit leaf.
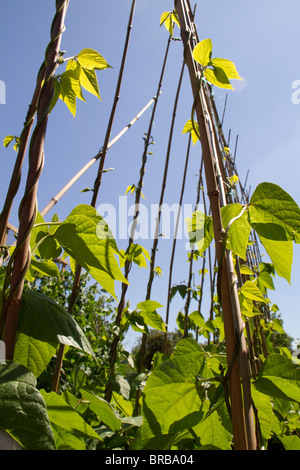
[186,211,214,254]
[80,389,122,432]
[141,339,206,439]
[211,57,242,80]
[3,135,16,148]
[253,354,300,402]
[193,38,213,67]
[239,264,254,276]
[53,205,127,298]
[77,48,111,71]
[40,390,102,447]
[240,280,269,304]
[204,67,234,90]
[67,60,101,100]
[221,204,251,259]
[182,119,200,145]
[249,182,300,241]
[136,300,166,332]
[14,332,56,378]
[160,11,179,36]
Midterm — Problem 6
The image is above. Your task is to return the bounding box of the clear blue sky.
[1,1,300,350]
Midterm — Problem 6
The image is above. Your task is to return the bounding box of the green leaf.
[30,211,48,251]
[67,60,101,100]
[0,362,55,450]
[79,67,101,99]
[19,290,96,359]
[171,283,188,300]
[186,211,214,255]
[239,293,257,318]
[249,182,300,241]
[3,135,15,148]
[221,204,251,259]
[14,332,56,378]
[228,174,239,186]
[171,12,180,28]
[253,354,300,402]
[124,244,150,269]
[40,390,102,446]
[61,390,89,416]
[30,212,62,260]
[111,391,133,417]
[278,435,300,450]
[271,318,285,334]
[112,374,131,400]
[240,280,269,303]
[239,264,254,276]
[182,119,200,145]
[251,386,273,447]
[256,228,293,283]
[160,12,178,36]
[77,48,111,71]
[211,57,242,80]
[130,433,178,450]
[80,389,122,432]
[192,39,213,67]
[257,270,275,291]
[53,204,128,298]
[55,76,77,117]
[51,425,86,450]
[141,339,206,439]
[192,410,232,450]
[125,309,149,334]
[30,257,61,278]
[189,310,206,330]
[204,67,234,90]
[49,78,60,113]
[136,300,166,332]
[60,70,85,102]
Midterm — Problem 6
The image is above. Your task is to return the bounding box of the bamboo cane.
[133,60,185,414]
[51,0,137,393]
[0,63,46,264]
[182,156,204,339]
[164,132,192,346]
[40,95,158,217]
[105,33,173,402]
[91,0,137,209]
[1,0,70,360]
[175,0,257,450]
